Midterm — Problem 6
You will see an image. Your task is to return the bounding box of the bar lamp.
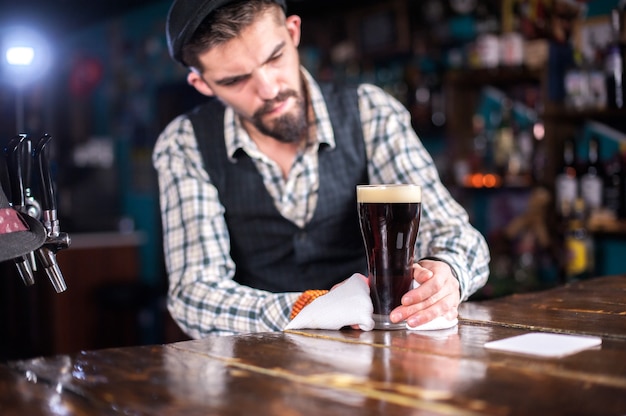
[1,26,51,133]
[5,46,34,132]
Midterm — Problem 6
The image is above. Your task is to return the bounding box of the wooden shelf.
[543,104,626,122]
[444,67,543,87]
[588,220,626,236]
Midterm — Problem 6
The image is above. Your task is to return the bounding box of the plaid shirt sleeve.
[152,115,299,338]
[357,84,491,300]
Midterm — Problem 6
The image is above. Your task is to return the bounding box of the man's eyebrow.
[214,41,286,86]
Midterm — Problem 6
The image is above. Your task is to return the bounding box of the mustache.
[255,89,299,117]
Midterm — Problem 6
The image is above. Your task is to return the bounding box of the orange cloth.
[289,290,329,320]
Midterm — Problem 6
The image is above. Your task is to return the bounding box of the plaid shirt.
[153,69,490,337]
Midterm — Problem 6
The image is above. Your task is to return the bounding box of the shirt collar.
[224,67,336,160]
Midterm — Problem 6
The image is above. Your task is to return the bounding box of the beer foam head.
[357,184,421,203]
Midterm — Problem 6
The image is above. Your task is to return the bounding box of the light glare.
[1,25,53,86]
[6,46,35,66]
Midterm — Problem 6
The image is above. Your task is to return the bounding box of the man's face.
[189,12,306,143]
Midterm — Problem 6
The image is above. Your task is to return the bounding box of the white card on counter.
[484,333,602,358]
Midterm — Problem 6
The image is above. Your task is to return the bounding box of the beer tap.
[4,134,36,286]
[17,136,41,271]
[33,134,70,293]
[22,137,42,228]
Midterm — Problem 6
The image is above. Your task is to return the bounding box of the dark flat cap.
[166,0,287,66]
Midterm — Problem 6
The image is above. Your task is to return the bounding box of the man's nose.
[253,68,279,100]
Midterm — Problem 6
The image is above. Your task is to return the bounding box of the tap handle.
[5,135,40,274]
[4,134,28,207]
[22,137,41,220]
[33,134,56,212]
[33,134,69,293]
[22,137,33,193]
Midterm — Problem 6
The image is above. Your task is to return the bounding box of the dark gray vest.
[188,84,368,292]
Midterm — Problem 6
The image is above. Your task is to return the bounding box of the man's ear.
[286,15,302,47]
[187,71,215,97]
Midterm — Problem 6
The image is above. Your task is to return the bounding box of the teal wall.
[587,0,622,16]
[62,1,180,284]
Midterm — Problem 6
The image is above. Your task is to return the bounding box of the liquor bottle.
[555,137,578,217]
[603,148,622,219]
[493,98,514,180]
[620,142,626,219]
[512,119,534,184]
[605,8,624,109]
[563,198,594,282]
[580,136,604,216]
[564,49,589,110]
[531,120,548,186]
[588,33,608,110]
[470,114,488,172]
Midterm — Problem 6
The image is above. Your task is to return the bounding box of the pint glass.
[357,184,422,330]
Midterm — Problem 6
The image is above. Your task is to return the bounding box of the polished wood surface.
[1,275,625,415]
[461,274,626,339]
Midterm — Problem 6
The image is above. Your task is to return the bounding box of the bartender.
[152,0,491,337]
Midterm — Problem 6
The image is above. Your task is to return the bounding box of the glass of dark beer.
[357,184,422,330]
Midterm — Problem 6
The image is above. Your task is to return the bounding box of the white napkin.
[285,274,375,331]
[406,316,458,331]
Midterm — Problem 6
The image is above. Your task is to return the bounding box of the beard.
[251,89,308,144]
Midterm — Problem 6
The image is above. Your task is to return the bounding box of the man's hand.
[389,259,460,328]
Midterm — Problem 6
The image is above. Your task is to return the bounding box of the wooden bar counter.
[1,275,625,415]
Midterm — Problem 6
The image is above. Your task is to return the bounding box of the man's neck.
[243,120,302,178]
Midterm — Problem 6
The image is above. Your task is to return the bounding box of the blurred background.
[1,0,625,360]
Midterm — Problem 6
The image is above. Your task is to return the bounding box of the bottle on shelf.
[605,7,624,109]
[555,137,578,218]
[588,33,608,111]
[531,120,547,186]
[620,142,626,220]
[470,114,488,173]
[564,49,589,110]
[508,112,533,186]
[562,197,594,282]
[493,98,515,181]
[463,113,502,188]
[603,146,623,220]
[580,136,604,217]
